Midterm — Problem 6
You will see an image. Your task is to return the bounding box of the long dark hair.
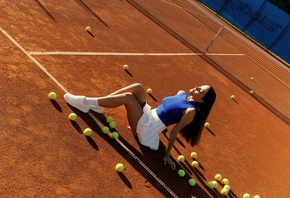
[180,86,216,146]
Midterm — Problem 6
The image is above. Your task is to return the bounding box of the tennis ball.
[215,174,222,181]
[101,126,110,134]
[191,161,199,168]
[106,117,113,123]
[207,181,215,189]
[250,77,254,80]
[243,193,250,198]
[111,131,119,139]
[69,113,77,121]
[212,181,218,188]
[231,95,235,99]
[223,184,231,191]
[109,121,116,128]
[188,178,196,186]
[123,64,129,70]
[190,152,197,159]
[178,155,185,162]
[83,128,92,136]
[222,178,229,185]
[221,188,229,195]
[48,92,57,99]
[178,169,185,177]
[115,163,124,172]
[147,88,153,94]
[253,195,260,198]
[204,122,210,128]
[86,26,91,31]
[250,90,254,94]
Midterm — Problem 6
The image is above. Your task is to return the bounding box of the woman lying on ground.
[64,83,216,170]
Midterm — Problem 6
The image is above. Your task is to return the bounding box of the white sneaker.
[90,105,104,113]
[64,93,90,113]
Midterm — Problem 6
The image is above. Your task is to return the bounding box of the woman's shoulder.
[177,90,187,95]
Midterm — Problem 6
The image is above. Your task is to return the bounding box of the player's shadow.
[50,99,62,112]
[136,137,213,198]
[68,105,213,198]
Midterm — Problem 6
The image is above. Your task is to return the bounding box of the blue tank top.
[156,92,196,126]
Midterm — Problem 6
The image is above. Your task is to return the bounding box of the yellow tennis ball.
[221,188,229,195]
[222,178,229,185]
[178,169,185,177]
[243,193,250,198]
[83,128,92,136]
[147,88,153,94]
[224,184,231,191]
[101,126,110,134]
[115,163,124,172]
[123,64,129,70]
[69,113,77,121]
[188,178,196,186]
[250,90,254,94]
[178,155,185,162]
[190,152,197,159]
[231,95,235,99]
[111,131,119,139]
[207,181,215,189]
[204,122,210,128]
[212,181,218,188]
[109,121,116,128]
[215,174,222,181]
[106,116,113,123]
[253,195,260,198]
[86,26,91,31]
[48,92,57,99]
[192,161,199,168]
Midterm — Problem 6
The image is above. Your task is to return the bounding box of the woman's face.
[189,85,211,103]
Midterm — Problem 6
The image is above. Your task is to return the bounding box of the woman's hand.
[163,156,176,170]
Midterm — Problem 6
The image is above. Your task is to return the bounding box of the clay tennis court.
[1,0,289,197]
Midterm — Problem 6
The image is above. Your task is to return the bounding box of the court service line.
[28,51,245,56]
[0,27,179,198]
[0,28,68,93]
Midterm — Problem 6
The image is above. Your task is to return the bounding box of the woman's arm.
[163,108,196,170]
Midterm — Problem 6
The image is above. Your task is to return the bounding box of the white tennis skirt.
[136,103,166,150]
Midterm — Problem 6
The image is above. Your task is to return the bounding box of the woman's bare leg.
[106,83,146,107]
[95,83,147,134]
[97,93,142,134]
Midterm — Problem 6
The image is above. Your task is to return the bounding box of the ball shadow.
[50,99,62,112]
[117,172,132,189]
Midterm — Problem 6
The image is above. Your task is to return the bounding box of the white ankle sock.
[83,97,99,106]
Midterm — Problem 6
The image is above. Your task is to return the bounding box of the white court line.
[0,28,68,93]
[28,51,245,56]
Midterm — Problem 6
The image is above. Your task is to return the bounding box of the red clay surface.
[1,0,289,197]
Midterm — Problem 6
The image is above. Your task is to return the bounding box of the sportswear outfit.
[137,92,195,150]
